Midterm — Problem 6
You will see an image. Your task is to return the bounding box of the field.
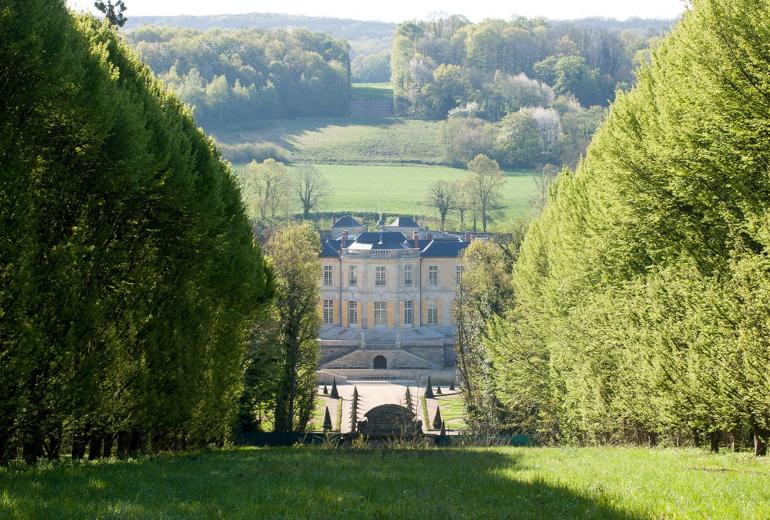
[2,447,769,518]
[236,163,539,222]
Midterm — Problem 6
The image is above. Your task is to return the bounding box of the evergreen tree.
[350,386,360,433]
[425,377,435,399]
[433,407,443,431]
[436,384,443,395]
[440,420,447,436]
[330,378,339,399]
[94,1,127,27]
[404,387,415,413]
[323,407,333,432]
[323,385,329,395]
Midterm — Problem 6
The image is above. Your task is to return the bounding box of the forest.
[457,0,770,455]
[126,26,352,127]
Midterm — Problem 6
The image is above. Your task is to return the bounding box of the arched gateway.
[373,355,387,369]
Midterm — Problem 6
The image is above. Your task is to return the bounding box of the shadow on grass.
[0,448,642,519]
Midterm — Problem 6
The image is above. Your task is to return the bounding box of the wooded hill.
[126,26,351,127]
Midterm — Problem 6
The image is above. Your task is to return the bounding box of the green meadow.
[2,447,769,519]
[235,163,539,222]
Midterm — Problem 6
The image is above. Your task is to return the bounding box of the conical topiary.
[436,384,442,395]
[404,387,414,413]
[350,386,359,432]
[440,420,447,436]
[323,384,329,395]
[449,380,455,391]
[433,406,443,431]
[323,406,333,432]
[330,378,339,399]
[424,376,434,399]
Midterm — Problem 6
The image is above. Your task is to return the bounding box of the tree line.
[457,0,770,455]
[0,1,279,464]
[126,26,352,129]
[391,15,664,118]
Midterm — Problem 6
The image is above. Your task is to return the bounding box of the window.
[348,265,357,286]
[323,299,334,324]
[323,265,333,286]
[375,266,386,287]
[348,301,357,325]
[427,302,438,325]
[404,265,413,286]
[403,300,413,326]
[374,301,387,326]
[428,265,439,287]
[456,265,462,285]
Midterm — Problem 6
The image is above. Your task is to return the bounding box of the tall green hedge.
[491,0,770,454]
[0,1,273,463]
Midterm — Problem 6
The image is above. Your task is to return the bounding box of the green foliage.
[322,407,333,432]
[265,223,322,433]
[433,407,443,430]
[492,0,770,453]
[391,16,648,118]
[125,26,351,130]
[330,379,339,399]
[424,377,435,399]
[0,0,273,462]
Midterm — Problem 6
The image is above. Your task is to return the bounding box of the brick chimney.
[412,231,419,251]
[342,230,348,248]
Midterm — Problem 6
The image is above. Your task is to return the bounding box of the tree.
[268,223,322,433]
[240,159,289,220]
[322,407,333,432]
[467,154,504,232]
[94,1,127,28]
[291,163,329,219]
[427,181,455,231]
[433,406,443,430]
[404,387,415,414]
[1,1,273,463]
[330,378,339,399]
[440,420,447,436]
[425,377,435,399]
[350,386,360,432]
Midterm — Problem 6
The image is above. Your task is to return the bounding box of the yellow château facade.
[317,215,469,384]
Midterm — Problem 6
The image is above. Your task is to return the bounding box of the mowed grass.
[436,392,467,430]
[235,163,539,220]
[350,82,393,102]
[3,447,770,518]
[217,118,445,164]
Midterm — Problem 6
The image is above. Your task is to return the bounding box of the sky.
[67,0,685,23]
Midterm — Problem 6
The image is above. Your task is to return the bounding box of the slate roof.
[420,237,469,258]
[332,215,362,228]
[387,216,419,228]
[347,231,410,251]
[320,239,341,258]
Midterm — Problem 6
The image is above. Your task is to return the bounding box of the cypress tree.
[404,387,415,413]
[330,378,339,399]
[425,377,435,399]
[323,385,329,395]
[323,407,333,432]
[436,384,443,395]
[449,380,455,391]
[440,420,447,436]
[433,406,443,431]
[350,386,359,433]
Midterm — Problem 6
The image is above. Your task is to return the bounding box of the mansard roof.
[347,231,411,251]
[420,237,469,258]
[332,215,361,228]
[320,239,341,258]
[387,216,419,228]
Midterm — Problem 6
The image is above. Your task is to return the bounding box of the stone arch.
[373,355,387,369]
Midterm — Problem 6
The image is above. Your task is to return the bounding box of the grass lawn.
[2,447,769,518]
[217,118,445,165]
[236,163,538,222]
[436,392,467,431]
[351,82,393,103]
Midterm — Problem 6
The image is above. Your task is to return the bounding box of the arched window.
[373,355,387,369]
